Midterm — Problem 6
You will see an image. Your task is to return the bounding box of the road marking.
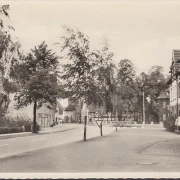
[31,138,46,142]
[0,144,9,147]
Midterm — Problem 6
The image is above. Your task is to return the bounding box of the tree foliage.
[13,41,61,109]
[0,5,21,116]
[115,59,137,114]
[135,65,168,122]
[93,39,116,112]
[60,26,103,107]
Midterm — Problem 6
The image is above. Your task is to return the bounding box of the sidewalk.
[39,123,81,134]
[0,123,81,140]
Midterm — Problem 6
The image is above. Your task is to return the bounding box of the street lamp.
[142,86,145,125]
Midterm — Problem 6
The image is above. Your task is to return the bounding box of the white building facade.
[168,50,180,118]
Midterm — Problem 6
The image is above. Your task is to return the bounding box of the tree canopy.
[13,41,61,109]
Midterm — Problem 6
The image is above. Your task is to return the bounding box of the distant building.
[63,98,82,123]
[7,93,61,127]
[63,103,76,123]
[156,90,170,121]
[167,49,180,118]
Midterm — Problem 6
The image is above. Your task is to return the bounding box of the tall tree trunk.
[83,116,87,141]
[100,122,103,136]
[33,99,38,133]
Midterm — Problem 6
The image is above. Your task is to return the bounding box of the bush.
[10,127,23,133]
[0,127,23,134]
[0,115,32,128]
[24,125,32,132]
[16,116,32,127]
[164,116,175,132]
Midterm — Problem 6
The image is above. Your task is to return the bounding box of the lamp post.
[142,86,145,125]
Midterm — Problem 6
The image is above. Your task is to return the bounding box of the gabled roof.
[156,92,169,100]
[64,103,76,111]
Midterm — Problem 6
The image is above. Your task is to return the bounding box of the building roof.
[64,103,76,111]
[173,49,180,62]
[156,92,169,100]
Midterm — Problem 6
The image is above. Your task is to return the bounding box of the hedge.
[164,116,175,132]
[0,127,23,134]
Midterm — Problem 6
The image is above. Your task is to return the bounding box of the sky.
[2,0,180,106]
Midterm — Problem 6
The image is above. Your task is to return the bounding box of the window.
[163,101,166,109]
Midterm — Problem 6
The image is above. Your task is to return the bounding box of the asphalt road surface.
[0,126,180,172]
[0,124,114,159]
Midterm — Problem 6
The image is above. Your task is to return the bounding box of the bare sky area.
[2,0,180,76]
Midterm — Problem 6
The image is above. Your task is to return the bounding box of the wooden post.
[33,99,38,133]
[100,122,103,136]
[116,111,118,131]
[83,116,87,141]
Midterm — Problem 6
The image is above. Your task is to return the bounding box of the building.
[63,103,76,123]
[7,93,59,127]
[156,90,170,121]
[167,49,180,118]
[63,98,82,123]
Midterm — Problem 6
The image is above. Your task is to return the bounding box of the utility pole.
[143,87,145,124]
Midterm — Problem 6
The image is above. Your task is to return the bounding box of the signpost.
[94,112,104,136]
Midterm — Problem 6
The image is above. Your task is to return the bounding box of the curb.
[0,127,79,140]
[39,127,78,135]
[0,132,35,140]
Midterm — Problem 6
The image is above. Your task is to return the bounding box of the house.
[63,98,82,123]
[167,49,180,118]
[7,93,61,127]
[63,103,76,123]
[156,90,170,121]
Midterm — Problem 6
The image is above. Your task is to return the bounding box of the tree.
[12,42,61,133]
[94,39,116,113]
[59,26,112,139]
[116,59,137,119]
[92,39,116,134]
[0,5,21,117]
[135,66,168,123]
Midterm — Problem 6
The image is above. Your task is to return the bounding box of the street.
[0,125,180,172]
[0,124,115,159]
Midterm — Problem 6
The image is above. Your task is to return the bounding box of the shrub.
[9,127,23,133]
[24,125,31,132]
[0,115,32,128]
[164,115,175,132]
[0,127,10,134]
[0,127,23,134]
[16,116,32,127]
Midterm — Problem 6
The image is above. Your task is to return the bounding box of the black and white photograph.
[0,0,180,178]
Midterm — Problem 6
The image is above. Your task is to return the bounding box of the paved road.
[0,124,114,159]
[0,126,180,172]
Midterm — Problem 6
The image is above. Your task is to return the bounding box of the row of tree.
[0,5,169,135]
